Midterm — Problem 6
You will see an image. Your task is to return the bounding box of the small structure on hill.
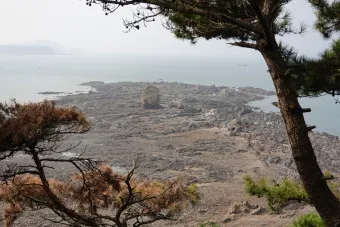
[142,85,162,109]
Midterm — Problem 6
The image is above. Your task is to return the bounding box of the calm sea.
[0,54,339,136]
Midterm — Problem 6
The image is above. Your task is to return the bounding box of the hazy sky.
[0,0,333,57]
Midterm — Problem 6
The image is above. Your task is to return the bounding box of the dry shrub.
[4,203,23,227]
[0,165,198,226]
[0,100,90,153]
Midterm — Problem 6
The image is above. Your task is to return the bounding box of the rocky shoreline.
[3,81,340,226]
[57,81,340,176]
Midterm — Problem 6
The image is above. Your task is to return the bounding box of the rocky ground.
[2,81,340,226]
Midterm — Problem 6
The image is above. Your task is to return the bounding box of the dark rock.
[143,103,163,109]
[266,156,281,164]
[239,107,253,116]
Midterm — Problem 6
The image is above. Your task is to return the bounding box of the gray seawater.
[0,54,339,136]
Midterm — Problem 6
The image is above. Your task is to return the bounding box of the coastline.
[55,81,340,174]
[0,84,96,104]
[50,80,340,137]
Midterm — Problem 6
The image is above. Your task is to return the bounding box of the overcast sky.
[0,0,333,58]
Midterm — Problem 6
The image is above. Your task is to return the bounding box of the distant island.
[0,45,56,55]
[0,40,82,55]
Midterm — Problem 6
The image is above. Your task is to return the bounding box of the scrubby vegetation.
[142,85,161,109]
[244,176,309,212]
[245,175,340,213]
[291,213,325,227]
[187,183,200,204]
[199,222,220,227]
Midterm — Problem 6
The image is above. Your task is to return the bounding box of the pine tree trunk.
[262,47,340,227]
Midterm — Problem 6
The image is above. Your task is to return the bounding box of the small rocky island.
[0,45,56,55]
[3,81,340,226]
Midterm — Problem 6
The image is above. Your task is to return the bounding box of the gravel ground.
[1,81,339,227]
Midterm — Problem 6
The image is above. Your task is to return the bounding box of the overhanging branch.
[228,41,259,50]
[91,0,264,35]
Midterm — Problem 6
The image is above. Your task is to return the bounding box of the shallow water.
[249,95,340,136]
[0,54,273,102]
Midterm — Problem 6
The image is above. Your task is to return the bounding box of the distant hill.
[0,41,82,55]
[27,40,83,55]
[0,45,56,55]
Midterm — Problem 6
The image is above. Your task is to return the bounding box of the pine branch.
[228,41,259,50]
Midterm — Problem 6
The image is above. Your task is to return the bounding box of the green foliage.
[162,0,295,45]
[244,176,309,212]
[309,0,340,38]
[200,222,220,227]
[287,1,340,98]
[323,40,340,60]
[245,175,340,213]
[142,85,161,109]
[293,40,340,97]
[168,13,203,43]
[278,39,340,98]
[328,180,340,199]
[323,170,333,179]
[167,9,257,44]
[291,213,325,227]
[187,183,200,204]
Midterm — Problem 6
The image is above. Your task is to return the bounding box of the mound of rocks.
[225,119,250,136]
[223,201,264,223]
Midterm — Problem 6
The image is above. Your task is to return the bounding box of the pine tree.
[309,0,340,38]
[294,40,340,97]
[84,0,340,225]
